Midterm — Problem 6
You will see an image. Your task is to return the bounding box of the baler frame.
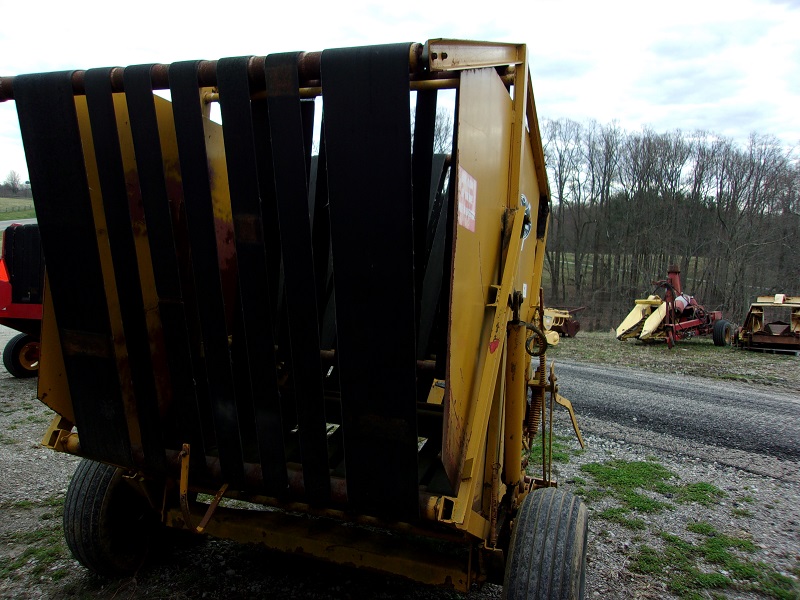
[4,39,586,596]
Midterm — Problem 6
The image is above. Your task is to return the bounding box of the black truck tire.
[712,319,733,347]
[2,333,39,378]
[502,487,588,599]
[63,459,160,577]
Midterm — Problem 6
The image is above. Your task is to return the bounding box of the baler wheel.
[502,487,588,599]
[2,333,39,378]
[63,459,160,577]
[712,319,733,347]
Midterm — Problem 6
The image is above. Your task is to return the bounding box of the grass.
[571,456,798,598]
[630,522,798,599]
[577,459,728,515]
[547,330,800,393]
[0,495,68,582]
[0,525,68,581]
[0,197,35,222]
[527,431,577,470]
[596,506,646,530]
[674,482,726,506]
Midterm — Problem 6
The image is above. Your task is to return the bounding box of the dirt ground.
[1,326,798,599]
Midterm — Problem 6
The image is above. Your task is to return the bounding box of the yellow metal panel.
[166,505,473,591]
[640,302,667,339]
[202,96,237,326]
[427,40,523,72]
[518,123,547,322]
[37,275,73,424]
[444,67,512,491]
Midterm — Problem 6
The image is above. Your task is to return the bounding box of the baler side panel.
[444,67,512,493]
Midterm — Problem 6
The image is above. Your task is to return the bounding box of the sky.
[1,0,798,181]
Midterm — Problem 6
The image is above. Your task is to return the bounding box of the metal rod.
[0,44,424,102]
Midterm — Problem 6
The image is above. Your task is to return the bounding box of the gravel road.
[1,326,799,599]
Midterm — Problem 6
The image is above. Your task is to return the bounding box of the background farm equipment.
[616,265,733,349]
[544,306,583,339]
[735,294,800,354]
[4,40,588,598]
[0,222,43,377]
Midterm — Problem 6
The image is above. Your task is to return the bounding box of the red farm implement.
[0,223,43,377]
[616,265,733,349]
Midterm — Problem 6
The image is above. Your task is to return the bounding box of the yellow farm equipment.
[735,294,800,354]
[2,40,587,597]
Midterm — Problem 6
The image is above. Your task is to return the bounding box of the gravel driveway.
[1,326,798,599]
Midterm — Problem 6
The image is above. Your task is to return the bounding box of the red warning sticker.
[457,165,477,232]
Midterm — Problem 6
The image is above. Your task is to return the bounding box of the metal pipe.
[503,318,526,487]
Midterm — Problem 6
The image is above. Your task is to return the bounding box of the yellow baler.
[2,40,586,598]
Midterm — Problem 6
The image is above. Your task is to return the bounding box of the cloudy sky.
[1,0,798,180]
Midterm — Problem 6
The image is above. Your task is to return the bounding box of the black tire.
[503,487,588,600]
[712,319,733,347]
[64,459,160,577]
[2,333,39,378]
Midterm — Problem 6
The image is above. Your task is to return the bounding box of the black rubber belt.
[321,43,420,520]
[123,64,209,466]
[13,72,132,467]
[265,52,331,504]
[84,68,167,473]
[169,61,245,487]
[216,56,290,496]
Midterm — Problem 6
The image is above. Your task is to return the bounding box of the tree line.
[542,119,799,331]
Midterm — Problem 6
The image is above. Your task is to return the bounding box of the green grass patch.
[579,459,674,513]
[631,523,796,599]
[0,209,36,220]
[0,525,68,581]
[574,487,607,502]
[732,507,754,518]
[580,459,673,492]
[686,521,716,536]
[528,431,576,468]
[675,482,726,506]
[596,506,646,530]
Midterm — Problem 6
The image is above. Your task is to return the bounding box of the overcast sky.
[1,0,798,181]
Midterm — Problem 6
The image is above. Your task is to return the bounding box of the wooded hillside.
[542,119,799,331]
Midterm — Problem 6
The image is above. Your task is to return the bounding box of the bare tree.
[3,170,22,194]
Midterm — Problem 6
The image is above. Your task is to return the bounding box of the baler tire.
[63,459,160,577]
[2,333,39,378]
[712,319,733,347]
[502,487,588,600]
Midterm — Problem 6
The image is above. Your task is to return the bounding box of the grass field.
[0,196,35,221]
[548,330,800,392]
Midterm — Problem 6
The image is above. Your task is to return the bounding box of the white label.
[457,165,477,232]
